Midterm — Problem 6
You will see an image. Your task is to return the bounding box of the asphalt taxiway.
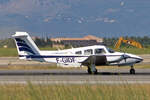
[0,69,150,84]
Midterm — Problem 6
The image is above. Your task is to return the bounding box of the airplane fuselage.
[19,45,143,67]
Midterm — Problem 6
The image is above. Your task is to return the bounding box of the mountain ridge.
[0,0,149,38]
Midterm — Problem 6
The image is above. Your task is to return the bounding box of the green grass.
[115,47,150,55]
[0,83,150,100]
[40,47,58,50]
[0,48,18,57]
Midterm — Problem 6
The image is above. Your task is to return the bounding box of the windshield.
[95,48,106,54]
[107,48,115,53]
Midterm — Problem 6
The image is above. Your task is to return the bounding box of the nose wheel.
[130,65,135,74]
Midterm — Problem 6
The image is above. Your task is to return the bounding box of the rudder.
[12,32,40,60]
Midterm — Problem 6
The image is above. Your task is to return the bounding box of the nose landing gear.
[130,65,135,74]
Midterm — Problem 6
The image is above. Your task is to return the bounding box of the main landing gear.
[130,65,135,74]
[87,64,98,74]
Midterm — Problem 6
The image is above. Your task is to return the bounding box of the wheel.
[87,68,97,74]
[130,69,135,74]
[88,68,92,74]
[93,69,98,74]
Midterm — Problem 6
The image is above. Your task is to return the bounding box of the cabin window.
[95,48,106,54]
[84,49,93,55]
[75,51,82,54]
[107,48,115,53]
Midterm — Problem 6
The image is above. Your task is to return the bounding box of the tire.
[88,68,92,74]
[88,68,98,74]
[94,69,98,74]
[130,69,135,74]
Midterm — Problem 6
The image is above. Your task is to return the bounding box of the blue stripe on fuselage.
[19,55,88,58]
[19,55,121,59]
[18,55,142,62]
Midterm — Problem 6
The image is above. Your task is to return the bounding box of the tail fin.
[12,32,40,60]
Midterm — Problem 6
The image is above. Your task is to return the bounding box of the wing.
[81,55,107,66]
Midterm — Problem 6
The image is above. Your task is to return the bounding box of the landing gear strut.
[87,56,97,75]
[87,64,97,75]
[130,65,135,74]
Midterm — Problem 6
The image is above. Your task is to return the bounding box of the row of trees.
[34,38,52,47]
[0,36,150,48]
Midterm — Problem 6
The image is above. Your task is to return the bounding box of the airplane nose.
[124,53,143,64]
[132,55,143,63]
[136,57,143,63]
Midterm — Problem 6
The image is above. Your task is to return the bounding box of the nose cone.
[125,53,143,64]
[135,56,143,63]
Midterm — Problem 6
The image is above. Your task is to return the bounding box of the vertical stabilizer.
[12,32,41,60]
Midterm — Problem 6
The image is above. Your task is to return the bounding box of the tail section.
[12,32,42,61]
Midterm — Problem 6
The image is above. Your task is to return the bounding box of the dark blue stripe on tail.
[19,47,35,54]
[15,38,35,55]
[17,43,31,49]
[15,38,26,43]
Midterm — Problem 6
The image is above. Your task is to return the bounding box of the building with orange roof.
[51,35,103,47]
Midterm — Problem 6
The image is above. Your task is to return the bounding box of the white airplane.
[12,32,143,74]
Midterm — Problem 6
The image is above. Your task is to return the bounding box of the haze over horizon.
[0,0,150,38]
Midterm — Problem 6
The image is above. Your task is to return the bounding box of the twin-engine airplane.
[12,32,143,74]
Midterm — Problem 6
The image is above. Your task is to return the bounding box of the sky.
[0,0,150,38]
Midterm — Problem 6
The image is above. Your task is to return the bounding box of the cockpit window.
[107,48,115,53]
[95,48,106,54]
[84,49,93,55]
[75,51,82,55]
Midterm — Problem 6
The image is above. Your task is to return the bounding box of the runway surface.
[0,69,150,84]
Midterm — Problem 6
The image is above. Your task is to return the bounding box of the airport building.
[51,35,103,47]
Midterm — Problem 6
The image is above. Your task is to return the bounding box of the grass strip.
[0,83,149,100]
